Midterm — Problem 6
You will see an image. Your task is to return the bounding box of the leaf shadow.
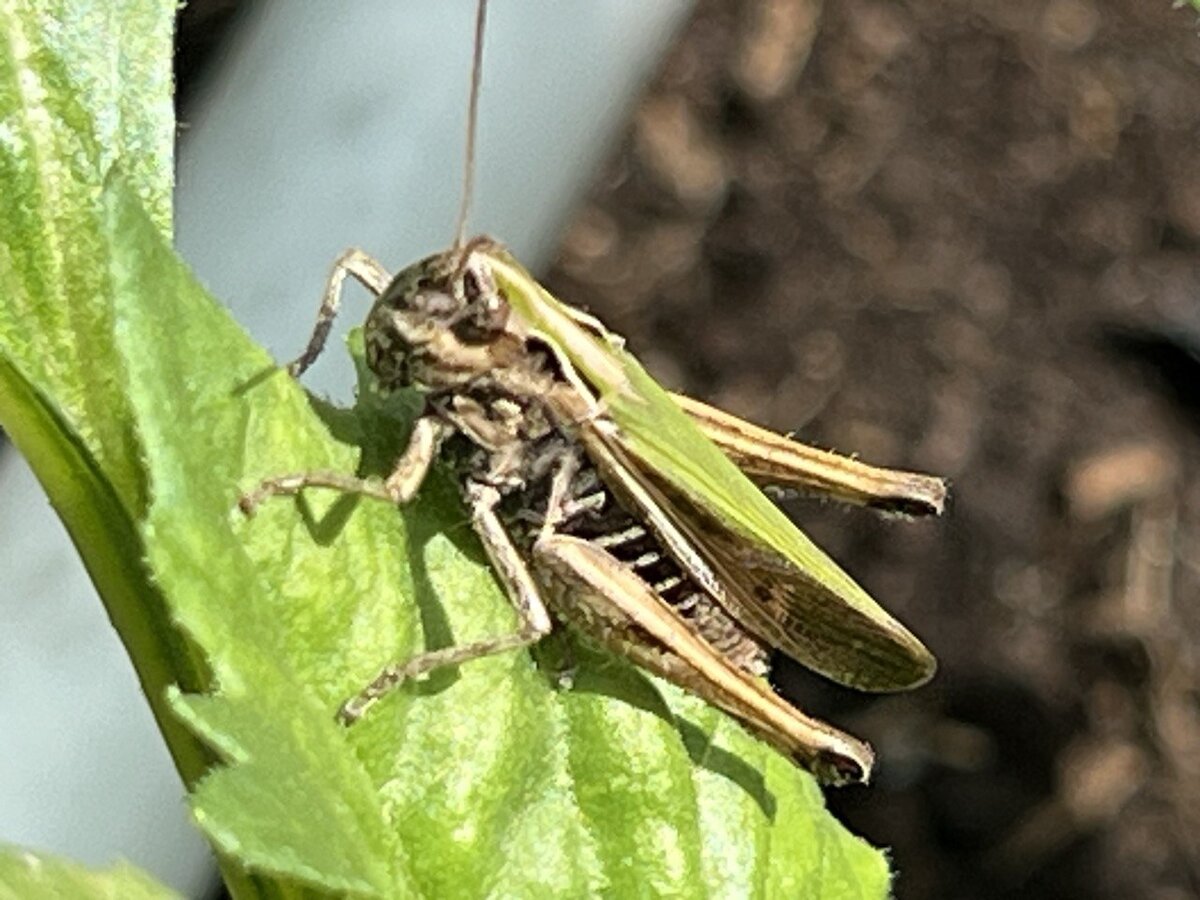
[289,491,362,546]
[275,373,413,548]
[676,719,777,819]
[397,499,473,697]
[266,470,479,701]
[538,636,779,820]
[231,363,284,398]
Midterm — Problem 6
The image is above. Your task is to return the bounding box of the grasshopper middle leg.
[238,416,451,515]
[337,480,553,723]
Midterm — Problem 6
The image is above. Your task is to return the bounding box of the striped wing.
[489,249,935,692]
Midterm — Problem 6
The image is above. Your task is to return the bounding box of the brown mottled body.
[241,243,946,784]
[236,0,943,787]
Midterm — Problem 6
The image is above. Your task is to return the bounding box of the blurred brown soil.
[544,1,1200,897]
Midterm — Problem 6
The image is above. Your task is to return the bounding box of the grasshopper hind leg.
[531,533,874,785]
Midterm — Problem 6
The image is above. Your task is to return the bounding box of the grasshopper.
[240,0,945,786]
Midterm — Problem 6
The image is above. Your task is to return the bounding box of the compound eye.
[377,264,426,311]
[452,292,509,343]
[449,263,509,343]
[416,289,458,317]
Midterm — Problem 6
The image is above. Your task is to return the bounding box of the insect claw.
[336,697,370,726]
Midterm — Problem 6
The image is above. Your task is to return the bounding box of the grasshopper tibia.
[287,248,391,378]
[238,416,450,515]
[338,481,552,723]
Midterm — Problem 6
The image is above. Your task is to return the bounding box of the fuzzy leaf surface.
[0,1,892,896]
[0,846,181,900]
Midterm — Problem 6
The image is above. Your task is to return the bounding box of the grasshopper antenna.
[453,0,489,253]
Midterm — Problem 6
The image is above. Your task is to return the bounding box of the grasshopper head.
[364,246,511,391]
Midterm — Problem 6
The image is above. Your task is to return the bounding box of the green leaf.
[0,0,211,795]
[0,0,173,512]
[111,174,889,898]
[0,845,181,900]
[0,1,893,897]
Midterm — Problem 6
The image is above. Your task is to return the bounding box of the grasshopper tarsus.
[283,357,311,380]
[337,626,545,726]
[236,471,397,517]
[237,493,261,518]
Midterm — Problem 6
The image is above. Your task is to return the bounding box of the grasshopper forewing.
[670,393,947,518]
[485,248,938,694]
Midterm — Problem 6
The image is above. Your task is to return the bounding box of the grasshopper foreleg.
[287,248,392,378]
